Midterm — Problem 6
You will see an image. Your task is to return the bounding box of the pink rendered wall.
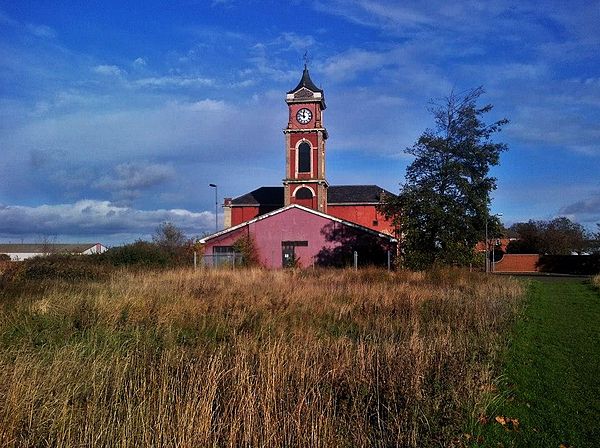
[204,207,369,268]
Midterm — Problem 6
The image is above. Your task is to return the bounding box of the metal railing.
[201,253,244,268]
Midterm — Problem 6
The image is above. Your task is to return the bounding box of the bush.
[232,235,260,267]
[16,255,110,282]
[102,241,170,268]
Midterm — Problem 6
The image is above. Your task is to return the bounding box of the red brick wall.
[229,203,396,234]
[327,204,395,234]
[493,254,540,272]
[231,206,261,226]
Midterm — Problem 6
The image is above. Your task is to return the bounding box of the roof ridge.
[200,204,396,244]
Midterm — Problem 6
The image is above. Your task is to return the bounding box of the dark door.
[282,244,295,268]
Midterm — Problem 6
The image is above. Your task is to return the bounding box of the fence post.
[193,251,197,270]
[354,251,358,271]
[387,250,391,271]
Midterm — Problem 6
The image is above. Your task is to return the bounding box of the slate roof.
[0,243,103,254]
[328,185,394,204]
[287,66,323,94]
[231,187,284,205]
[230,185,394,206]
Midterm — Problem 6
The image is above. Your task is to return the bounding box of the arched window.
[295,187,313,199]
[298,142,311,173]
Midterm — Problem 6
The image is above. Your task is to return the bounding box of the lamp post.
[485,212,502,273]
[209,183,218,233]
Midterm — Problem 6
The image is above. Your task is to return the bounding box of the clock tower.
[283,65,328,212]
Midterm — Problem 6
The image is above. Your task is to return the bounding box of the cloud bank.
[0,201,215,244]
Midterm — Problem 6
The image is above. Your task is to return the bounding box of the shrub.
[16,255,110,282]
[102,241,170,267]
[232,235,260,267]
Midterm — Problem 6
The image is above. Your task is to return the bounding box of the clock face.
[296,108,312,124]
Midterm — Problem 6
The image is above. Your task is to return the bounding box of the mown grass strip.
[473,279,600,447]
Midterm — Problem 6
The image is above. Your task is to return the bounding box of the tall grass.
[0,267,523,447]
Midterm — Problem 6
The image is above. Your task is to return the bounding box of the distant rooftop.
[0,243,104,253]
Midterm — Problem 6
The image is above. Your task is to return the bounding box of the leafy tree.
[505,221,543,254]
[150,222,194,265]
[594,224,600,253]
[152,222,187,249]
[381,87,508,269]
[544,217,588,254]
[507,217,589,255]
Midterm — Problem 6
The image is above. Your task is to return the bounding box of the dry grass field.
[0,267,523,447]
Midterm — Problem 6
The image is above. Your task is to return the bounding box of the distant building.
[203,66,398,268]
[0,243,107,261]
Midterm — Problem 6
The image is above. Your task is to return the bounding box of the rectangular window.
[214,246,236,254]
[281,241,308,247]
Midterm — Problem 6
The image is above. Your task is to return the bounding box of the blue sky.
[0,0,599,245]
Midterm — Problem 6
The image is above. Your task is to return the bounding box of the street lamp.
[485,212,502,273]
[209,183,218,233]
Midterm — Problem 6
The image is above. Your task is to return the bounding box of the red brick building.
[223,66,396,236]
[202,67,398,268]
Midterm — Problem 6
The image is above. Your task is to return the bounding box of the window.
[214,246,236,254]
[281,241,308,247]
[211,245,242,267]
[298,142,311,173]
[295,187,313,199]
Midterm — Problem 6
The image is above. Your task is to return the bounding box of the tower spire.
[303,50,310,70]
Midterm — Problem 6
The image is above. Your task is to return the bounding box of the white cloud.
[133,57,147,66]
[560,192,600,219]
[93,162,176,199]
[322,48,389,81]
[93,64,124,76]
[508,103,600,156]
[132,75,214,87]
[26,23,56,38]
[280,32,316,51]
[0,200,215,240]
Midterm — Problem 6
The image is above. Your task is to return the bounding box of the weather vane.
[303,51,311,69]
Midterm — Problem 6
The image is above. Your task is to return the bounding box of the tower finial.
[303,50,310,70]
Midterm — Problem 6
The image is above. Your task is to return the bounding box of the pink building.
[200,204,397,268]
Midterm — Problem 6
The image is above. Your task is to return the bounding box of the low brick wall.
[493,254,540,273]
